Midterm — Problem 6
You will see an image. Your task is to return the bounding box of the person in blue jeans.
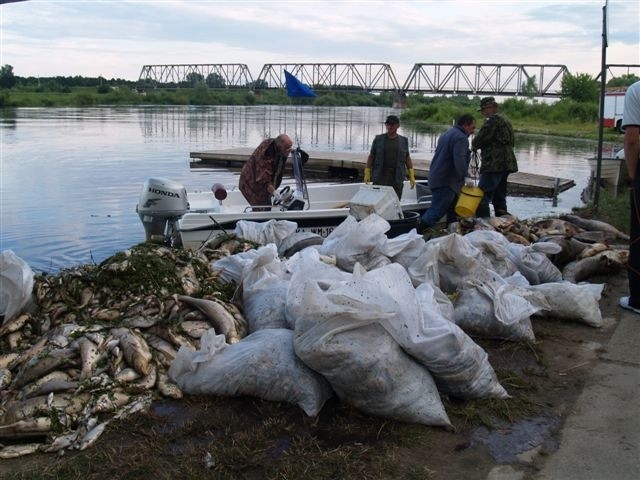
[420,114,476,229]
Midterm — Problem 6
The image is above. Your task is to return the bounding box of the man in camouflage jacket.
[471,97,518,217]
[239,134,293,209]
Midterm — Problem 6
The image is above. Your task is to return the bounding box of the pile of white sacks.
[169,214,605,428]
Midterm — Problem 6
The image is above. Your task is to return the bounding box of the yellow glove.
[364,167,371,184]
[408,168,416,189]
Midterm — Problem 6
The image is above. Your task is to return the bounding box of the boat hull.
[177,181,430,249]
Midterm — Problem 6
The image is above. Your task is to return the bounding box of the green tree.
[0,64,16,89]
[206,73,226,88]
[521,75,538,98]
[184,72,204,87]
[607,73,640,88]
[560,72,599,102]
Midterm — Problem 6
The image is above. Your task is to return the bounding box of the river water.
[0,105,618,273]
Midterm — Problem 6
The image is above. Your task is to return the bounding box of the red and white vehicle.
[602,89,626,132]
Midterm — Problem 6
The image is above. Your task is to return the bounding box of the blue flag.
[284,70,316,98]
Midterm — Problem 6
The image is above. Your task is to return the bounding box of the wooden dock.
[190,148,575,198]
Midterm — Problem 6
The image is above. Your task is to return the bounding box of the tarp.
[284,70,316,98]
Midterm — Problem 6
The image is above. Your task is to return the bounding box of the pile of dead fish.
[0,240,251,458]
[457,213,629,282]
[0,212,630,459]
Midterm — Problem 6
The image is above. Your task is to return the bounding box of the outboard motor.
[136,178,188,245]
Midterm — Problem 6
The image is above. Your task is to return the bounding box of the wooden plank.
[190,149,575,198]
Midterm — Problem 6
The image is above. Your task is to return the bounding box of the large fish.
[560,214,630,241]
[562,249,628,283]
[177,295,240,344]
[109,328,153,376]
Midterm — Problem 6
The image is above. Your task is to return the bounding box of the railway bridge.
[138,62,640,98]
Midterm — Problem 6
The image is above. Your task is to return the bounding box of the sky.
[0,0,638,83]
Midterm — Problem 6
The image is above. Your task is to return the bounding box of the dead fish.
[0,368,12,391]
[560,214,630,241]
[148,324,197,351]
[126,365,157,392]
[13,347,78,388]
[7,331,23,350]
[0,443,42,459]
[539,235,593,266]
[78,287,94,308]
[0,352,20,370]
[114,367,141,383]
[176,262,200,295]
[3,392,90,424]
[44,431,79,453]
[573,230,615,244]
[21,371,78,399]
[532,218,584,238]
[579,243,610,259]
[0,313,31,337]
[78,420,109,451]
[91,390,131,414]
[0,417,52,437]
[144,333,178,363]
[77,337,101,380]
[503,231,530,245]
[94,308,121,322]
[178,295,240,344]
[562,249,629,283]
[180,320,212,339]
[120,315,160,329]
[110,327,153,376]
[156,369,183,399]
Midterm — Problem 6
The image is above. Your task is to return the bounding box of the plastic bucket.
[455,186,484,217]
[388,211,420,238]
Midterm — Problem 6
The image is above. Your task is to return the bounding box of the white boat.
[587,148,628,186]
[136,178,432,250]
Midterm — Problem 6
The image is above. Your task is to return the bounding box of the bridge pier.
[392,91,407,109]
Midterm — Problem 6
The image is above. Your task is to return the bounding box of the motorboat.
[137,147,433,250]
[136,178,432,250]
[587,148,628,186]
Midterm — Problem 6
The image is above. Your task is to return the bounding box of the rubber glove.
[271,190,282,204]
[364,167,372,184]
[408,168,416,189]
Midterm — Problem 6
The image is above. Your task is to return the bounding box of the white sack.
[0,250,34,324]
[464,230,519,278]
[241,245,292,332]
[234,219,298,247]
[168,329,332,417]
[529,281,605,327]
[211,249,260,284]
[288,264,450,427]
[452,266,549,342]
[506,242,563,285]
[317,214,391,272]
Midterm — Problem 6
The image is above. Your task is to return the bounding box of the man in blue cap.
[364,115,416,199]
[472,97,518,217]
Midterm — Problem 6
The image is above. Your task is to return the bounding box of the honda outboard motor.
[136,178,188,245]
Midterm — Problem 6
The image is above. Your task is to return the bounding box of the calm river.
[0,105,618,273]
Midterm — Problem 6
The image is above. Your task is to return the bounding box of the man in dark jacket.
[472,97,518,217]
[239,134,293,208]
[420,114,476,228]
[365,115,415,199]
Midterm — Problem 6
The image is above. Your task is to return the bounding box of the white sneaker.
[619,296,640,315]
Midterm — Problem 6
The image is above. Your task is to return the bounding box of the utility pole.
[594,0,609,207]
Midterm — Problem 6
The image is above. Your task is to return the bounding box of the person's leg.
[623,179,640,310]
[477,172,501,217]
[420,187,456,227]
[492,173,509,215]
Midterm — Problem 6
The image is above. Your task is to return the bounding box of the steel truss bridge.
[138,62,640,98]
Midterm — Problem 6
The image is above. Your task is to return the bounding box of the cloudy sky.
[0,0,638,83]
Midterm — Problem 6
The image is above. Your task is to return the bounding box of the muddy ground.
[0,264,628,480]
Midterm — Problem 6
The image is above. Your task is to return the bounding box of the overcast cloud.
[0,0,638,82]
